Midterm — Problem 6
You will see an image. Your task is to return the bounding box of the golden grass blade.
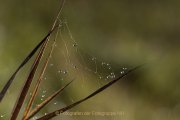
[37,65,144,120]
[25,80,74,120]
[10,29,55,120]
[22,0,66,118]
[9,0,66,119]
[0,29,55,103]
[22,24,61,120]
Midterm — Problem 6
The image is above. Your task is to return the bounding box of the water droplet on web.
[106,63,112,69]
[73,42,78,47]
[42,95,45,98]
[33,116,38,120]
[92,57,96,61]
[101,62,106,65]
[44,113,47,115]
[41,98,43,101]
[123,67,127,70]
[121,71,125,74]
[54,102,58,105]
[107,75,113,79]
[73,65,77,69]
[58,70,63,74]
[63,70,68,75]
[110,72,116,78]
[44,77,47,80]
[71,64,78,69]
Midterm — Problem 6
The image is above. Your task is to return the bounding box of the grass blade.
[10,46,44,120]
[37,65,144,120]
[25,80,74,120]
[8,0,65,118]
[0,29,55,103]
[10,26,57,120]
[0,0,65,103]
[22,25,61,120]
[22,0,66,118]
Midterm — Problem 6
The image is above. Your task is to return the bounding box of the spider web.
[29,19,128,120]
[0,19,128,120]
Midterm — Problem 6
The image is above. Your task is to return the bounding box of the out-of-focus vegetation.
[0,0,180,120]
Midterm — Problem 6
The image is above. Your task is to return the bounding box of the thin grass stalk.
[0,0,65,103]
[22,0,65,118]
[10,29,58,119]
[10,25,58,119]
[22,24,61,119]
[10,41,47,120]
[37,65,143,120]
[10,0,65,119]
[25,80,74,120]
[0,28,54,103]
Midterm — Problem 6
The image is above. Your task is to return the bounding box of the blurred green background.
[0,0,180,120]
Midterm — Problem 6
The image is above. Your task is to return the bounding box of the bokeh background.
[0,0,180,120]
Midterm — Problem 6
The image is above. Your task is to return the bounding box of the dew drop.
[73,65,77,69]
[123,67,127,70]
[71,64,78,69]
[92,57,96,61]
[73,43,78,47]
[42,95,45,98]
[121,71,125,74]
[33,116,38,120]
[54,102,57,105]
[101,62,106,65]
[110,72,116,78]
[63,70,68,74]
[58,70,62,73]
[106,75,110,79]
